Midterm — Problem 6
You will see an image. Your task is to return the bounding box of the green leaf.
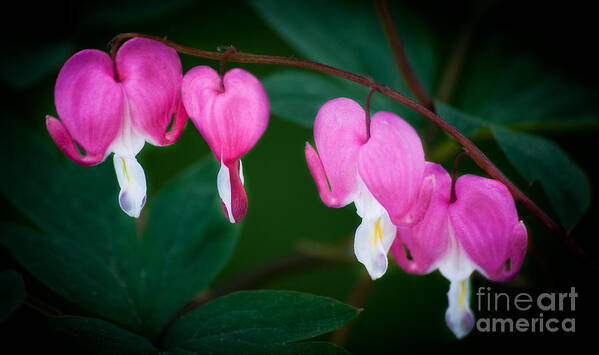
[50,316,158,355]
[0,269,26,323]
[249,0,437,93]
[0,127,240,337]
[132,162,241,335]
[433,100,592,229]
[435,101,485,138]
[1,223,142,327]
[453,40,599,128]
[251,0,594,232]
[263,71,359,127]
[491,126,591,230]
[262,69,422,127]
[163,290,358,354]
[250,0,439,127]
[435,40,596,232]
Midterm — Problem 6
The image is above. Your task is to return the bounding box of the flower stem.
[436,28,472,104]
[109,33,594,269]
[450,151,470,203]
[218,46,238,92]
[364,86,376,138]
[109,42,121,82]
[25,293,63,317]
[373,0,435,112]
[373,0,441,152]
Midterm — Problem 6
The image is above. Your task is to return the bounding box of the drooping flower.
[391,163,527,338]
[46,38,186,218]
[305,98,433,279]
[181,66,269,223]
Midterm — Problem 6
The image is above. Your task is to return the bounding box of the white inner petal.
[113,154,147,218]
[217,160,243,223]
[353,175,384,220]
[445,278,474,339]
[438,222,476,282]
[353,181,396,280]
[239,160,245,185]
[110,94,146,157]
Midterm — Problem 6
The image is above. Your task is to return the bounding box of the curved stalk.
[374,0,435,112]
[109,32,593,268]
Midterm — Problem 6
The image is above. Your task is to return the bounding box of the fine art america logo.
[475,287,577,333]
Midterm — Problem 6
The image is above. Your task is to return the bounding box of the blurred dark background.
[1,0,597,353]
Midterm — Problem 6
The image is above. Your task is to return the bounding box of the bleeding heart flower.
[46,38,186,218]
[305,97,433,280]
[391,163,527,338]
[181,66,269,223]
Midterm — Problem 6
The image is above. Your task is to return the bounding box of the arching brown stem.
[374,0,435,112]
[218,46,238,92]
[364,86,376,138]
[109,33,594,269]
[450,151,470,203]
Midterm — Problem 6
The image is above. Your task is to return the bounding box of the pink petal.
[306,98,367,208]
[305,142,333,206]
[493,221,527,281]
[357,111,426,225]
[46,116,104,166]
[449,175,527,281]
[401,172,435,225]
[163,96,188,145]
[116,38,183,146]
[52,49,123,164]
[182,66,269,162]
[392,162,452,274]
